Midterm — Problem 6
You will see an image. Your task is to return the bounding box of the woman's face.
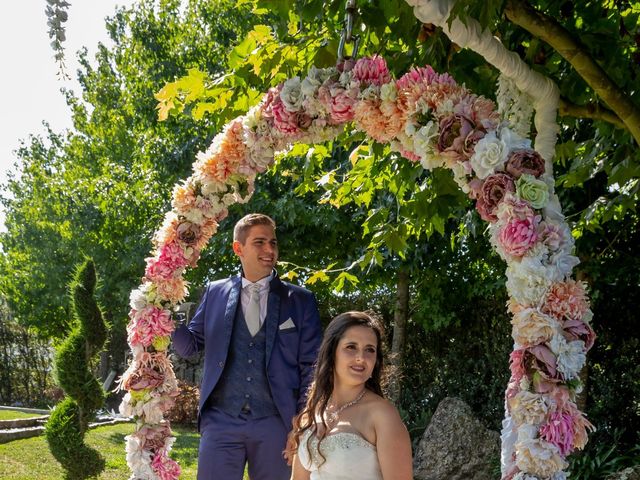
[333,325,378,387]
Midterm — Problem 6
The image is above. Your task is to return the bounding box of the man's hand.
[282,430,296,466]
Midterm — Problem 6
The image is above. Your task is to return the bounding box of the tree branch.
[558,98,626,129]
[504,0,640,144]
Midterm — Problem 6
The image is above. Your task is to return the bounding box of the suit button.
[218,361,224,368]
[248,359,253,364]
[246,376,252,382]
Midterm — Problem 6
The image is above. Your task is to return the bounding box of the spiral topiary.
[45,259,108,479]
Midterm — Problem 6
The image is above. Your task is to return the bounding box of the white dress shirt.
[240,273,272,328]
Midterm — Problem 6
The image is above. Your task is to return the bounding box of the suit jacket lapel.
[265,274,282,365]
[222,275,242,341]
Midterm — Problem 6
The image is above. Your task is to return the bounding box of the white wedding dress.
[297,429,383,480]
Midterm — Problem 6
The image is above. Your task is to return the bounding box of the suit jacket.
[172,272,322,429]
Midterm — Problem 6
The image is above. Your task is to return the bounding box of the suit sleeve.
[297,292,322,412]
[171,285,208,357]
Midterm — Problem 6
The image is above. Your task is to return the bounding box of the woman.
[289,311,413,480]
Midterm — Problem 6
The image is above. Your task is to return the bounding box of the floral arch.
[119,2,596,480]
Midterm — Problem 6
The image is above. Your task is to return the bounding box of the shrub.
[167,379,200,425]
[44,260,109,479]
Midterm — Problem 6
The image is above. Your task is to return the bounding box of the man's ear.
[232,240,243,256]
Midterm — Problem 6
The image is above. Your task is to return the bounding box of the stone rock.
[606,466,640,480]
[413,397,500,480]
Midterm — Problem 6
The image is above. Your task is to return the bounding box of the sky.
[0,0,138,230]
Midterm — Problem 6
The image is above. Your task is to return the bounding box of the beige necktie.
[245,283,262,337]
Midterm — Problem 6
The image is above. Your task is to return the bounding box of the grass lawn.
[0,422,202,479]
[0,410,45,421]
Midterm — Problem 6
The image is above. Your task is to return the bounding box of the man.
[172,213,322,480]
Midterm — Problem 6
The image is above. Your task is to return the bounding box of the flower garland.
[120,55,594,479]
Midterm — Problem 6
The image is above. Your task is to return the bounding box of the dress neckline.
[313,429,376,448]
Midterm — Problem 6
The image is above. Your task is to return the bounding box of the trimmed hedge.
[44,260,108,479]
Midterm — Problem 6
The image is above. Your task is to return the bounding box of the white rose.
[280,76,303,112]
[469,130,508,179]
[549,335,586,380]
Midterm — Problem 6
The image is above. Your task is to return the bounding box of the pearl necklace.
[326,389,366,426]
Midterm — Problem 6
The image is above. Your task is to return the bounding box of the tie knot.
[248,283,261,296]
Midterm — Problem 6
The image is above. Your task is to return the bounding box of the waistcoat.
[208,304,278,418]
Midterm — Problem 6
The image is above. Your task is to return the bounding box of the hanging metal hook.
[338,0,360,61]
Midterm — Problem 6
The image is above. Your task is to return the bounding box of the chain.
[337,0,360,61]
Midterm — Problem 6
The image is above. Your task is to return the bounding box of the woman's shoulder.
[364,393,404,426]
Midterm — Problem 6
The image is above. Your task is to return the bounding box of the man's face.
[233,224,279,282]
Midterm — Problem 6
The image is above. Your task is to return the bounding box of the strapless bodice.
[297,430,383,480]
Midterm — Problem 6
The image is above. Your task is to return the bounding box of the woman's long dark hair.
[292,311,386,465]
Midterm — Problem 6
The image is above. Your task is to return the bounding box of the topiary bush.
[44,259,108,479]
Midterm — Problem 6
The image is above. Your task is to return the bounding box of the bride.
[289,311,413,480]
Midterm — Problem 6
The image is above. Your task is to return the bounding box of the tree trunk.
[388,267,409,405]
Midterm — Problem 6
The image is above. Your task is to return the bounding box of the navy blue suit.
[172,272,322,480]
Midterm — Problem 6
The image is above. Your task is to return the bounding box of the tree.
[0,0,256,357]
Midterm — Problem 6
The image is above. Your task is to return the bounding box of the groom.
[172,213,322,480]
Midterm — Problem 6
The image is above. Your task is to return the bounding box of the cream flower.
[506,256,555,307]
[380,82,397,102]
[515,436,567,478]
[469,130,508,179]
[509,390,549,425]
[512,308,560,346]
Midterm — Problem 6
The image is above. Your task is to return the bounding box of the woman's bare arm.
[290,453,311,480]
[374,401,413,480]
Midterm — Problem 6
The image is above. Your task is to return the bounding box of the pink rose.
[562,318,596,351]
[330,90,356,123]
[475,172,515,222]
[123,366,164,391]
[506,149,546,178]
[437,109,486,162]
[259,87,280,122]
[498,215,540,257]
[437,114,472,159]
[176,221,200,245]
[271,97,300,134]
[137,423,172,452]
[352,55,392,87]
[318,83,357,124]
[526,345,562,393]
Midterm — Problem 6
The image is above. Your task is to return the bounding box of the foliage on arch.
[120,54,595,479]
